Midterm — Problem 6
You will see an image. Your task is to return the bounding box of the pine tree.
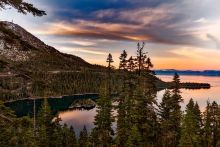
[91,87,114,147]
[159,77,182,147]
[203,101,220,147]
[136,42,145,76]
[135,42,153,76]
[171,73,182,146]
[79,126,89,147]
[106,53,114,70]
[134,77,158,146]
[127,56,136,72]
[106,53,114,94]
[127,125,142,147]
[116,50,130,147]
[36,99,53,147]
[61,124,77,147]
[179,99,202,147]
[69,126,77,147]
[8,117,37,147]
[203,101,212,147]
[158,90,174,146]
[145,57,153,72]
[0,0,46,16]
[116,88,129,147]
[119,50,128,70]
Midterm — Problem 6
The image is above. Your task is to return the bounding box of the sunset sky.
[1,0,220,70]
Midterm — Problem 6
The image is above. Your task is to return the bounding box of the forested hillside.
[0,21,108,101]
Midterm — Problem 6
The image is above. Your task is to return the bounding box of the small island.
[69,99,96,110]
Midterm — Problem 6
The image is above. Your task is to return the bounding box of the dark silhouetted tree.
[79,126,89,147]
[135,42,153,76]
[0,0,46,16]
[119,50,128,71]
[106,53,114,94]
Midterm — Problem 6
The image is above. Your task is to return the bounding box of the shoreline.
[4,93,99,103]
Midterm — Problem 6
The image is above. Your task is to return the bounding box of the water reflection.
[59,108,97,136]
[5,75,220,135]
[59,75,220,132]
[157,75,220,110]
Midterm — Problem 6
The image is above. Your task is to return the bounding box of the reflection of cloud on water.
[58,75,220,136]
[58,108,97,136]
[157,75,220,111]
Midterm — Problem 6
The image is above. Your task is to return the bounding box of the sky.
[1,0,220,70]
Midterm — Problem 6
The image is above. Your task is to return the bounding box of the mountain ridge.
[0,21,102,72]
[155,69,220,76]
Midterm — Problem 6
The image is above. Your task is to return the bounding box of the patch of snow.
[0,41,31,61]
[0,40,4,50]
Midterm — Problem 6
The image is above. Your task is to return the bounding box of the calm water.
[58,75,220,134]
[157,75,220,110]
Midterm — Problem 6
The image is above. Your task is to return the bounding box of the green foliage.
[203,101,220,147]
[179,99,202,147]
[79,126,89,147]
[0,0,46,16]
[127,125,142,147]
[91,87,114,147]
[158,74,182,147]
[1,43,220,147]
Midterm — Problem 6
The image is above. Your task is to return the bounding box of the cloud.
[59,47,107,55]
[25,0,219,49]
[207,34,220,49]
[194,18,208,24]
[2,0,220,69]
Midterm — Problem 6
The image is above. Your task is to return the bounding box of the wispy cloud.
[60,47,107,55]
[207,34,220,49]
[2,0,220,69]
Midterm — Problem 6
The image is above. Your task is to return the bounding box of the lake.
[58,75,220,134]
[5,75,220,135]
[157,75,220,110]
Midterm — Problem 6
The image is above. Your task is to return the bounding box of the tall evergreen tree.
[79,126,89,147]
[203,101,220,147]
[127,56,136,72]
[116,50,130,147]
[36,99,53,147]
[159,90,174,146]
[135,42,153,76]
[136,42,146,76]
[134,77,158,146]
[179,99,202,147]
[171,73,183,146]
[116,81,130,147]
[119,50,128,70]
[8,117,37,147]
[91,87,114,147]
[127,125,142,147]
[61,124,77,147]
[106,53,114,94]
[159,74,182,147]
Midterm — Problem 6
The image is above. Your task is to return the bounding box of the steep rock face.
[0,21,104,101]
[0,22,31,61]
[0,21,94,71]
[1,21,56,53]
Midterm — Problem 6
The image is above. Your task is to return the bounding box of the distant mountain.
[155,69,220,76]
[0,21,106,101]
[0,21,210,102]
[0,21,102,73]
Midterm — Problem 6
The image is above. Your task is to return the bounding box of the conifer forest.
[1,0,220,147]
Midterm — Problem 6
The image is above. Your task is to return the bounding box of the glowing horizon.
[1,0,220,70]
